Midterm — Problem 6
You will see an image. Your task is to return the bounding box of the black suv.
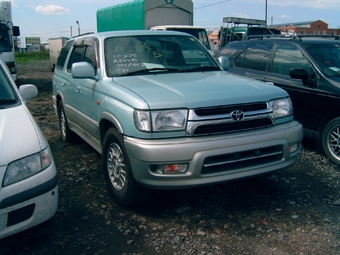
[215,35,340,165]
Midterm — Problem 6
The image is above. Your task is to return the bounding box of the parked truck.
[0,1,20,82]
[96,0,211,51]
[49,37,67,71]
[216,17,281,52]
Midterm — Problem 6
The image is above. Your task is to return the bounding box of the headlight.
[3,148,53,187]
[134,109,188,132]
[269,97,293,119]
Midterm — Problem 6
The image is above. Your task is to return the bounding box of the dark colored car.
[215,35,340,165]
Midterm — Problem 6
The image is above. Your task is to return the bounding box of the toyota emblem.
[231,110,244,121]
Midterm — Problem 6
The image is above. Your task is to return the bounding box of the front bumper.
[124,121,303,189]
[0,163,59,239]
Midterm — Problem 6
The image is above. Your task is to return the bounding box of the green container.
[96,0,193,32]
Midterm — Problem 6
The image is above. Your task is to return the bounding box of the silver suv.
[52,30,303,206]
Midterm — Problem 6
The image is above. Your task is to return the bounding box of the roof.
[72,30,194,40]
[274,20,322,27]
[151,25,206,30]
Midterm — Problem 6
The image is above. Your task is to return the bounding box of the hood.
[0,105,42,166]
[113,71,287,109]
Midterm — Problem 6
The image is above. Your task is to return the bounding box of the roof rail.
[242,34,289,40]
[291,34,340,41]
[242,34,340,41]
[72,32,95,38]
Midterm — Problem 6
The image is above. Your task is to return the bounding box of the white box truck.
[49,37,67,71]
[97,0,211,51]
[0,1,20,82]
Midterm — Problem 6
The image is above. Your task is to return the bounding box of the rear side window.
[56,40,74,70]
[235,43,274,71]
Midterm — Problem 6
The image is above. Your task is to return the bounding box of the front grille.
[7,204,35,227]
[202,145,283,174]
[194,103,268,116]
[193,118,273,136]
[187,102,274,136]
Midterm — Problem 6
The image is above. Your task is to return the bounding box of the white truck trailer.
[48,37,67,71]
[0,1,20,82]
[97,0,211,51]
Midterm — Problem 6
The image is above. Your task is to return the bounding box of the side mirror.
[71,62,96,79]
[217,56,230,70]
[290,68,317,88]
[13,26,20,36]
[19,84,38,101]
[290,68,309,79]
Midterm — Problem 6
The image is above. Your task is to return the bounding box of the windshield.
[0,67,17,105]
[305,43,340,77]
[0,24,12,52]
[104,35,219,77]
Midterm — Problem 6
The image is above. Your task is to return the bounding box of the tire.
[102,128,149,206]
[322,117,340,165]
[58,102,74,143]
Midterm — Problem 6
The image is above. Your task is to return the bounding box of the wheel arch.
[55,92,65,113]
[99,112,124,151]
[318,110,340,150]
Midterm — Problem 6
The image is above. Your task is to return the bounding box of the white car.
[0,59,58,239]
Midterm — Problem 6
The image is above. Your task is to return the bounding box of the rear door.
[53,39,78,124]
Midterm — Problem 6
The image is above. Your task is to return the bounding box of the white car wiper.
[0,99,16,104]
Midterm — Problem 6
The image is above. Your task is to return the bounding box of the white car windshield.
[0,68,16,104]
[104,35,220,77]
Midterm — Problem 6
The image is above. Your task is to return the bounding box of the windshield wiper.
[179,66,221,73]
[0,99,16,104]
[118,68,179,77]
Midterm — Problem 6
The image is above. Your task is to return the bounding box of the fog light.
[164,164,188,174]
[289,143,299,153]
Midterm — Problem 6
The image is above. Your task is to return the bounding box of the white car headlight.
[269,97,293,119]
[3,148,52,186]
[134,109,188,132]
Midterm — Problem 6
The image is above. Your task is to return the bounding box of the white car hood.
[0,105,42,166]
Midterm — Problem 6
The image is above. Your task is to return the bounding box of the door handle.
[76,87,80,93]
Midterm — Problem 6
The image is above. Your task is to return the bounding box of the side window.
[84,46,97,73]
[197,30,210,49]
[56,40,74,70]
[271,44,312,76]
[235,43,274,71]
[67,46,86,72]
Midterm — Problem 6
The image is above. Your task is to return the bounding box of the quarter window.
[235,43,274,71]
[56,40,74,70]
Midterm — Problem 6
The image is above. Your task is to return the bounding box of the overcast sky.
[8,0,340,44]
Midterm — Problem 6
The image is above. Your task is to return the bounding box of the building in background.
[273,20,339,36]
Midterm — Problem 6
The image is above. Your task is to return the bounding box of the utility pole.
[70,26,72,37]
[265,0,268,26]
[76,21,80,35]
